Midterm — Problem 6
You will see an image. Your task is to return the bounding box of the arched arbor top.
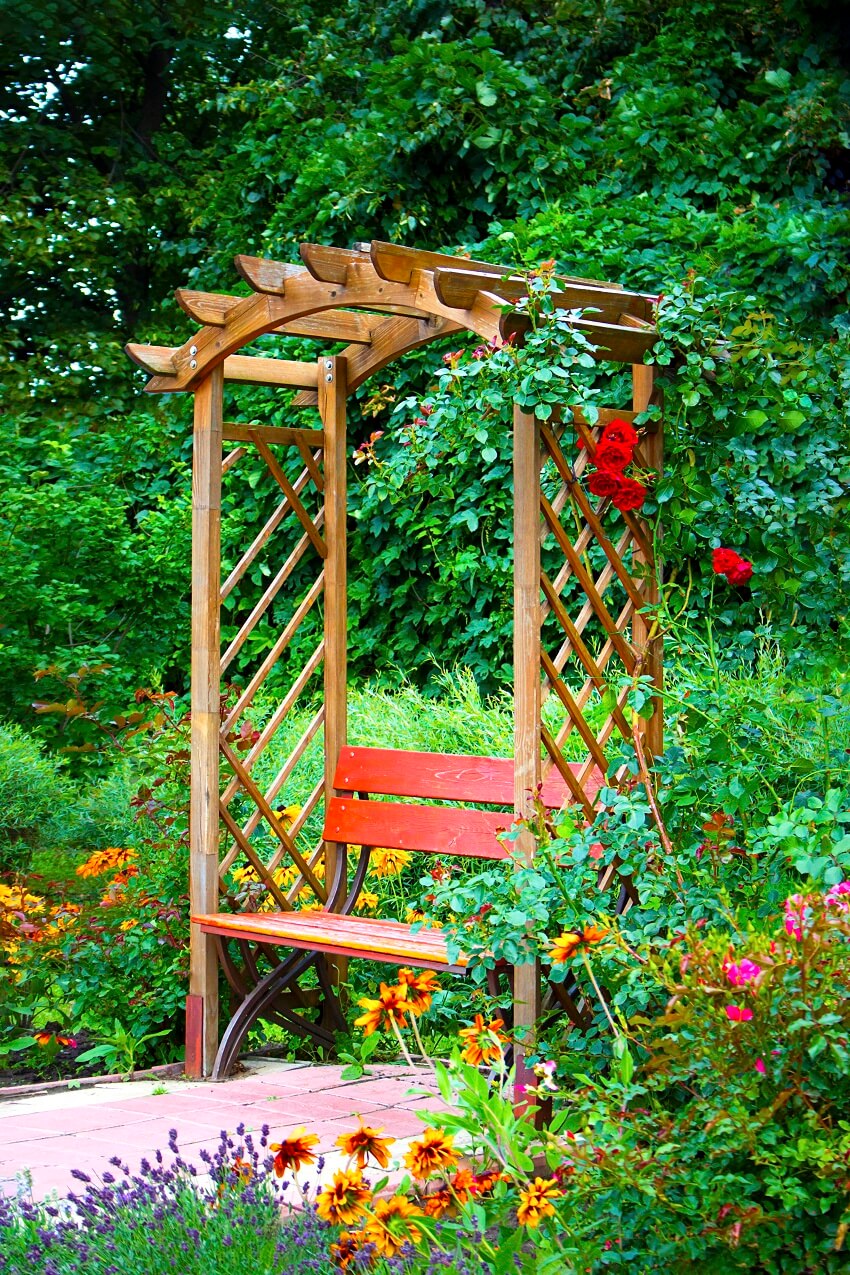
[126,240,659,399]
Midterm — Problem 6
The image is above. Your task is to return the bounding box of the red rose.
[611,478,647,511]
[587,469,622,498]
[725,559,753,585]
[601,419,638,448]
[712,548,741,575]
[594,438,633,472]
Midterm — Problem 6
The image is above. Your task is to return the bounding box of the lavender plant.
[0,1126,331,1275]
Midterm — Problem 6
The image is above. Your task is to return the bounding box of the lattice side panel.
[216,425,329,915]
[538,409,659,836]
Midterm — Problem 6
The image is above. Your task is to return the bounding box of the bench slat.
[194,910,466,972]
[334,746,600,808]
[324,796,510,859]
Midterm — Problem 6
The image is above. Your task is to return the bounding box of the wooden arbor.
[126,241,662,1081]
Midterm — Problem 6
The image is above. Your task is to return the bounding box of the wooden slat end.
[125,342,178,375]
[175,288,240,326]
[299,243,368,284]
[234,254,304,295]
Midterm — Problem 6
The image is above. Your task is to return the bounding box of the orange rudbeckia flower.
[362,1195,423,1257]
[354,983,412,1036]
[458,1013,507,1066]
[316,1169,372,1226]
[269,1127,320,1176]
[548,923,608,964]
[516,1177,562,1227]
[330,1230,363,1271]
[403,1127,458,1179]
[396,967,439,1015]
[336,1120,395,1170]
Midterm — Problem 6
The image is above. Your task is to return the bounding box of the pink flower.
[725,1005,753,1023]
[825,881,850,910]
[754,1057,766,1075]
[726,958,762,987]
[784,894,809,941]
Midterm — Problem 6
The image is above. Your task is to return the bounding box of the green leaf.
[475,80,498,107]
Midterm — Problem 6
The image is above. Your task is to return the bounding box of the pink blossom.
[784,894,809,941]
[726,958,762,987]
[725,1005,753,1023]
[754,1058,766,1075]
[825,881,850,910]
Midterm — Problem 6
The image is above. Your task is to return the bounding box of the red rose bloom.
[712,547,754,586]
[601,419,638,448]
[725,559,753,585]
[611,478,647,512]
[712,548,741,575]
[593,438,633,472]
[587,469,622,498]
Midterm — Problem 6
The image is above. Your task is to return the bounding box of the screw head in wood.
[325,360,333,369]
[190,345,198,355]
[190,359,197,369]
[326,373,333,382]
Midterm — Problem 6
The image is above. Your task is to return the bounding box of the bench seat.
[194,909,467,973]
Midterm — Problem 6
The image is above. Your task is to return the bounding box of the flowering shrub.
[0,836,186,1077]
[319,884,850,1272]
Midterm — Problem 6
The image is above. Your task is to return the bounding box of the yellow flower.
[75,847,135,878]
[232,865,259,886]
[355,983,413,1036]
[269,1128,320,1175]
[405,907,426,924]
[548,924,608,964]
[516,1177,562,1227]
[403,1127,458,1179]
[369,847,412,878]
[0,884,45,913]
[316,1169,372,1226]
[458,1014,508,1066]
[274,804,302,830]
[355,889,379,914]
[336,1121,395,1170]
[119,919,138,931]
[362,1195,423,1258]
[396,967,439,1015]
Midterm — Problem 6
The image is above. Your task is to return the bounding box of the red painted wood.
[184,994,204,1078]
[323,797,511,859]
[334,746,600,809]
[193,911,467,973]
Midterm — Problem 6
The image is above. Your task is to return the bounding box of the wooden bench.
[194,746,603,1076]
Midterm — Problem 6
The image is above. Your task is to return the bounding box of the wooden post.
[319,355,348,908]
[631,364,663,757]
[188,364,223,1077]
[512,404,542,1106]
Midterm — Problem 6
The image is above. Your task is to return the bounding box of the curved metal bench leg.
[316,953,347,1037]
[212,949,316,1080]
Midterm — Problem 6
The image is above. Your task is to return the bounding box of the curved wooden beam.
[344,313,463,392]
[132,259,502,394]
[128,246,659,396]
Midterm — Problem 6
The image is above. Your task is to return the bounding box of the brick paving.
[0,1060,446,1200]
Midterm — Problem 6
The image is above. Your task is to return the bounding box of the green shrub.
[0,722,71,873]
